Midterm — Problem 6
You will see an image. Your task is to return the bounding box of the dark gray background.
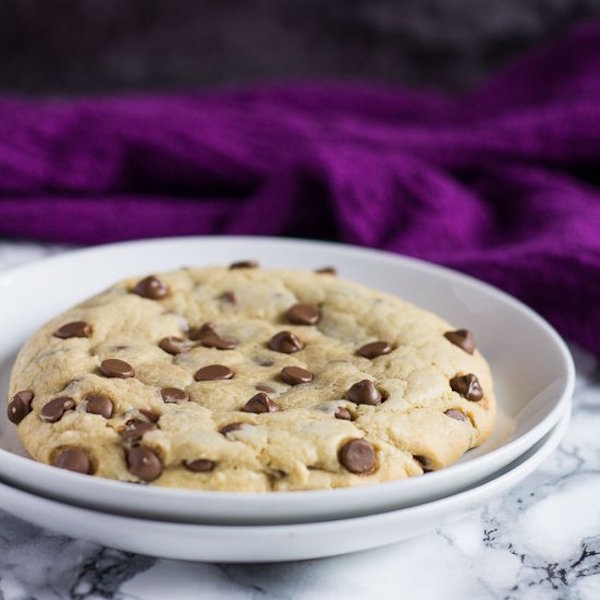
[1,0,599,96]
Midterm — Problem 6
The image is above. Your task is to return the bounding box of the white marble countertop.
[0,241,598,600]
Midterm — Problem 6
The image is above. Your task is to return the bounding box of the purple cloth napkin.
[1,24,599,356]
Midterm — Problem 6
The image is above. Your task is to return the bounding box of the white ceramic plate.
[0,237,574,524]
[0,407,570,562]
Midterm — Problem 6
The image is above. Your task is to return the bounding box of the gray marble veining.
[0,242,598,600]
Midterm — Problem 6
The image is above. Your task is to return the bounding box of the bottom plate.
[0,406,570,563]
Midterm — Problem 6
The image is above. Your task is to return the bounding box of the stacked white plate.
[0,238,574,562]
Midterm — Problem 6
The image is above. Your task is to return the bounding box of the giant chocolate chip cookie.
[8,263,496,491]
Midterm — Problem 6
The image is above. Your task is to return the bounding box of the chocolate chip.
[53,321,92,339]
[268,331,304,354]
[450,374,484,401]
[203,335,237,350]
[334,407,353,421]
[52,448,91,474]
[158,336,194,355]
[132,275,169,300]
[356,341,392,359]
[40,396,75,423]
[139,409,161,423]
[184,458,216,472]
[13,390,34,405]
[286,303,320,325]
[190,323,237,350]
[127,446,163,481]
[161,387,190,403]
[315,266,337,275]
[219,422,244,435]
[6,402,28,426]
[229,260,259,269]
[194,364,234,381]
[220,291,238,304]
[255,383,276,393]
[339,439,376,474]
[242,392,279,414]
[11,390,33,404]
[444,329,476,355]
[7,390,34,425]
[99,358,134,378]
[84,393,114,418]
[188,323,218,340]
[347,380,382,406]
[120,419,157,442]
[280,366,314,385]
[445,409,469,422]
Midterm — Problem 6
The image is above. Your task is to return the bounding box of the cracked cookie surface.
[8,265,496,491]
